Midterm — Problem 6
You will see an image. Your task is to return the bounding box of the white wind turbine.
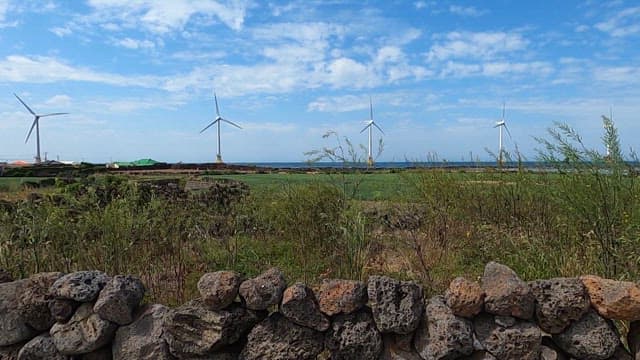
[14,93,69,164]
[494,102,512,165]
[360,96,384,167]
[200,92,242,163]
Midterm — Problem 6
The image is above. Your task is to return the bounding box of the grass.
[0,119,638,308]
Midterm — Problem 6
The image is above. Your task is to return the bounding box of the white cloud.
[593,66,640,84]
[439,61,553,78]
[0,0,8,23]
[449,5,486,17]
[115,37,156,50]
[85,0,250,33]
[0,55,162,87]
[427,31,528,61]
[308,95,371,113]
[414,1,429,10]
[44,95,72,107]
[595,7,640,37]
[50,26,73,37]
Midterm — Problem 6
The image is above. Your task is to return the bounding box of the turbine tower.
[14,93,69,164]
[360,96,384,167]
[494,102,512,165]
[200,92,242,163]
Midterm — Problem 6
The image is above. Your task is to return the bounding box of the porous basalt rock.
[241,313,323,360]
[162,300,263,358]
[0,279,37,347]
[581,275,640,321]
[317,279,367,316]
[473,313,541,359]
[367,275,423,334]
[445,277,484,318]
[481,262,534,320]
[279,282,329,331]
[324,309,383,360]
[49,303,118,355]
[50,271,110,303]
[93,275,145,325]
[18,272,64,332]
[414,296,474,359]
[238,268,287,311]
[112,304,173,360]
[17,334,68,360]
[198,271,242,311]
[529,277,590,334]
[552,310,619,360]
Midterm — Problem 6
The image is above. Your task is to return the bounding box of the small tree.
[536,116,640,277]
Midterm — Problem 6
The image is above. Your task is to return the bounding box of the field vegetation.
[0,117,638,306]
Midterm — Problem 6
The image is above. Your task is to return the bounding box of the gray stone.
[444,277,484,318]
[552,310,619,360]
[48,299,79,324]
[481,262,534,320]
[324,309,382,360]
[241,313,323,360]
[414,296,474,360]
[49,303,118,355]
[529,277,590,334]
[279,283,329,331]
[50,271,110,303]
[113,304,173,360]
[198,271,242,311]
[380,334,421,360]
[93,275,145,325]
[0,279,38,347]
[317,279,367,316]
[75,346,112,360]
[17,334,68,360]
[18,272,64,332]
[163,301,263,358]
[0,269,12,284]
[0,341,25,360]
[473,313,541,360]
[367,275,423,334]
[628,320,640,360]
[238,268,286,311]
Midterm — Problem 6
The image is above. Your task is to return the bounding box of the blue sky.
[0,0,639,163]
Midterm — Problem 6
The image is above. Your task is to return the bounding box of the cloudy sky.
[0,0,639,163]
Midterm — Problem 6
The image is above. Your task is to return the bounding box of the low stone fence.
[1,262,640,359]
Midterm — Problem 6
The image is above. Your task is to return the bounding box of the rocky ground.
[1,262,640,359]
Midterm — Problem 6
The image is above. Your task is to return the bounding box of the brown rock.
[317,279,367,316]
[18,272,64,332]
[581,275,640,321]
[239,268,287,311]
[49,303,118,355]
[481,262,534,320]
[444,277,484,318]
[197,271,242,311]
[280,283,329,331]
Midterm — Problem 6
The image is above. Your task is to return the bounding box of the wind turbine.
[360,96,384,167]
[200,92,242,163]
[494,102,512,165]
[14,93,69,164]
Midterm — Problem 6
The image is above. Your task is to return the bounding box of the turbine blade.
[39,112,69,117]
[200,120,218,133]
[360,124,370,133]
[502,102,505,120]
[370,96,373,120]
[14,93,36,115]
[25,118,38,143]
[504,124,513,140]
[221,118,242,129]
[214,92,220,117]
[373,122,384,135]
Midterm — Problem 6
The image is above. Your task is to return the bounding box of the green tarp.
[114,158,160,167]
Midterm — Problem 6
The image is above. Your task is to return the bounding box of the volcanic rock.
[238,268,286,311]
[93,275,145,325]
[444,277,484,318]
[481,262,534,320]
[317,279,367,316]
[367,275,423,334]
[198,271,242,311]
[49,271,110,303]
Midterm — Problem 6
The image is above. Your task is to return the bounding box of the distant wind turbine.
[14,93,69,164]
[200,92,242,163]
[360,96,384,167]
[494,102,512,165]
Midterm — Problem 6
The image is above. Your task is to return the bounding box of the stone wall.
[1,262,640,359]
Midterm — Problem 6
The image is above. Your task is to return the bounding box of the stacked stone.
[0,270,145,360]
[3,262,640,359]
